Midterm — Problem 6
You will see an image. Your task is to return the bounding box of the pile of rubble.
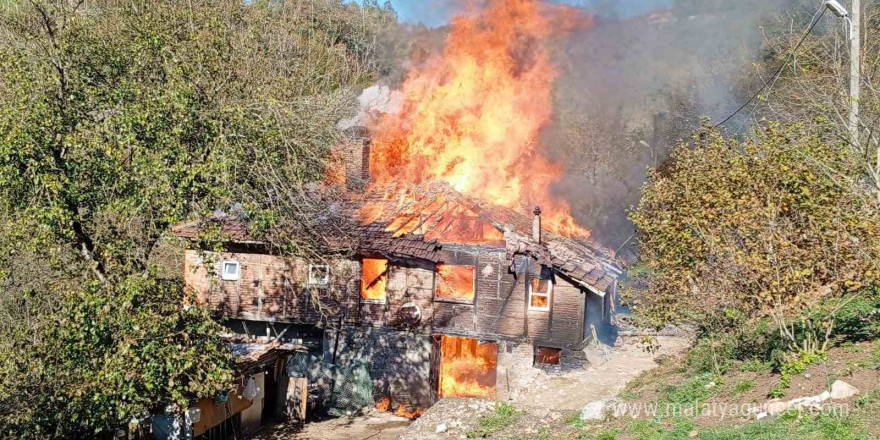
[397,398,498,440]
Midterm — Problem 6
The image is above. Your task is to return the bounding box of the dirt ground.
[252,335,691,440]
[250,412,411,440]
[510,336,692,413]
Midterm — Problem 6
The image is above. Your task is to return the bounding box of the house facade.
[173,180,621,415]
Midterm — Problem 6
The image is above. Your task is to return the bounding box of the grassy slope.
[464,339,879,440]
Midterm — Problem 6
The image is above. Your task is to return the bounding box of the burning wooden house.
[172,176,621,417]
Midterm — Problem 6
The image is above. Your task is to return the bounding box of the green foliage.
[828,289,880,343]
[732,380,755,394]
[700,413,869,440]
[591,428,621,440]
[0,0,395,438]
[627,122,880,352]
[775,350,826,393]
[856,386,880,409]
[628,418,694,440]
[567,411,586,429]
[465,402,522,438]
[738,360,772,374]
[661,374,717,406]
[687,336,736,375]
[9,278,233,438]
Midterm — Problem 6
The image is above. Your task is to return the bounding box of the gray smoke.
[541,0,815,254]
[370,0,819,254]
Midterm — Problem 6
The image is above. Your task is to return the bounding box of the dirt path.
[251,412,411,440]
[254,335,691,440]
[512,336,692,413]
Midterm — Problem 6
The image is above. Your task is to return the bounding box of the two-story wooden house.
[172,179,621,416]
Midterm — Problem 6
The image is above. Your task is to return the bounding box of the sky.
[350,0,674,27]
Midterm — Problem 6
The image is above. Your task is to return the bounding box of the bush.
[627,123,880,354]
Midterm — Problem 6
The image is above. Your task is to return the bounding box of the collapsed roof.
[170,181,622,294]
[348,182,621,293]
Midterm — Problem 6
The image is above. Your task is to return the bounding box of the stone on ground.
[830,380,859,400]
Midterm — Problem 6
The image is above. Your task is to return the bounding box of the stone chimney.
[532,206,542,243]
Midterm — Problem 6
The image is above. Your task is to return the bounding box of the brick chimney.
[532,206,542,243]
[336,126,371,191]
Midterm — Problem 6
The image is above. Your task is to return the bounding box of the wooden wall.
[184,247,592,348]
[183,250,357,324]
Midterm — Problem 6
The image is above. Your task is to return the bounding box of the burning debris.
[368,0,593,238]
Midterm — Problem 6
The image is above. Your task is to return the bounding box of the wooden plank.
[298,378,308,422]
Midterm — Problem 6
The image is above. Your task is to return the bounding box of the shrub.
[627,123,880,355]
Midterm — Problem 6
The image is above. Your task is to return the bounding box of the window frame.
[434,264,477,304]
[527,276,553,312]
[308,264,330,286]
[221,260,241,281]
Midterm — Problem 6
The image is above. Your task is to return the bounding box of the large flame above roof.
[368,0,592,238]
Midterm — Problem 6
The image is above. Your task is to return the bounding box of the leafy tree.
[627,122,880,355]
[0,0,396,437]
[754,0,880,199]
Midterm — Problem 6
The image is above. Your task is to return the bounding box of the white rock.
[787,396,814,407]
[766,401,789,415]
[817,391,831,402]
[435,423,448,434]
[705,381,716,388]
[830,380,860,400]
[580,398,623,421]
[756,412,769,420]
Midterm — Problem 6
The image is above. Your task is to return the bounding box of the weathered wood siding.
[430,249,588,349]
[183,250,357,323]
[184,246,591,348]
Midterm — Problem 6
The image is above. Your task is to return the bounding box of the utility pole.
[849,0,860,148]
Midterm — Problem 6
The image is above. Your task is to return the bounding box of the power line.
[714,5,828,129]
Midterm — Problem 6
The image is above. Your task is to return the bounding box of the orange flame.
[375,397,425,419]
[438,335,498,399]
[369,0,592,238]
[436,264,476,302]
[361,258,388,301]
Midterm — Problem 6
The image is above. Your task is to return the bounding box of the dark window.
[535,346,561,366]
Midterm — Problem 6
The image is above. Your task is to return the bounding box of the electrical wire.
[714,5,828,129]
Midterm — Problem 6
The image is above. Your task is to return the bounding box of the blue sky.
[350,0,674,27]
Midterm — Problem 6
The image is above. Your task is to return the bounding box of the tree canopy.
[0,0,396,438]
[627,121,880,352]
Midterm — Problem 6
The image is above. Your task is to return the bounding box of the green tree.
[0,0,396,437]
[627,122,880,355]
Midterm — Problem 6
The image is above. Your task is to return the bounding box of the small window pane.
[221,260,240,281]
[528,276,552,311]
[531,278,550,294]
[309,265,330,285]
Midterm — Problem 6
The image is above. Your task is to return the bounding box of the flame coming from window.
[361,258,388,301]
[438,335,497,399]
[436,264,476,302]
[369,0,592,238]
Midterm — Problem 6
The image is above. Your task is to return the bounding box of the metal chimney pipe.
[533,206,542,243]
